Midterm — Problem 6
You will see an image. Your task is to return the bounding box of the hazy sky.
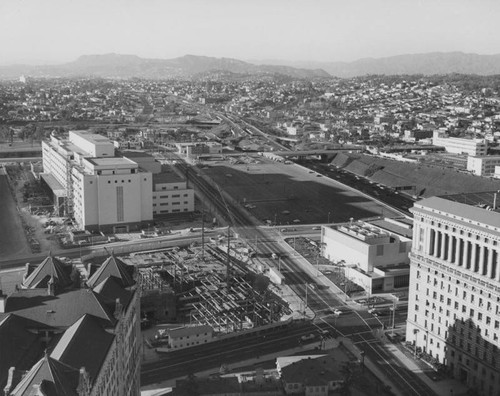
[1,0,498,65]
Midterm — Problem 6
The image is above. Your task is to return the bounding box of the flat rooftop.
[71,130,111,144]
[439,191,500,211]
[86,157,136,167]
[153,171,184,184]
[414,193,500,234]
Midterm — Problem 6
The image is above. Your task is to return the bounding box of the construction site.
[124,232,292,334]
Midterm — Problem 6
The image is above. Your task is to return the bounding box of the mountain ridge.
[0,53,330,80]
[2,52,500,80]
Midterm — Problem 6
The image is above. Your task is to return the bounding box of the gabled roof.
[11,355,80,396]
[86,255,135,289]
[22,255,73,290]
[50,314,114,384]
[0,314,46,390]
[92,276,134,308]
[4,289,116,329]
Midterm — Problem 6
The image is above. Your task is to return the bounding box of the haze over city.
[1,0,499,65]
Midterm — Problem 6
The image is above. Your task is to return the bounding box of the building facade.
[407,195,500,395]
[467,155,500,177]
[152,173,195,216]
[432,131,487,156]
[321,218,412,294]
[0,254,141,396]
[42,131,156,232]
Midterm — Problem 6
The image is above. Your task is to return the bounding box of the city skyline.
[1,0,499,65]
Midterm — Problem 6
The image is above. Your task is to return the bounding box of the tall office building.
[407,194,500,395]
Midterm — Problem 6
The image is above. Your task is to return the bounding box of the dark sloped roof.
[50,314,114,384]
[11,355,80,396]
[0,314,45,390]
[22,255,73,290]
[86,255,135,289]
[92,276,134,309]
[4,289,116,329]
[281,355,344,386]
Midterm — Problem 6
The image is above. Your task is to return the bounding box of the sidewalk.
[376,331,468,396]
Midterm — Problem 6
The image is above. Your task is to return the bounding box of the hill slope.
[0,54,330,80]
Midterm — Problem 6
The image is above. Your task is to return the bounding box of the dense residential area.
[1,69,500,396]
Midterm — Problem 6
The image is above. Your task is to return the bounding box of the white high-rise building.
[407,194,500,395]
[42,131,153,232]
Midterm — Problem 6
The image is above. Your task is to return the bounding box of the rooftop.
[413,193,500,235]
[85,157,137,167]
[153,171,185,185]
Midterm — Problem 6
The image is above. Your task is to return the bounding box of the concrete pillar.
[430,230,437,257]
[423,227,430,255]
[479,245,485,275]
[464,241,470,269]
[496,251,500,282]
[448,235,454,263]
[439,232,446,260]
[470,243,477,271]
[487,248,494,278]
[455,238,462,266]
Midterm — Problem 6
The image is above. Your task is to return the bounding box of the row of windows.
[108,179,132,184]
[155,208,189,214]
[170,339,208,348]
[155,194,189,199]
[154,201,189,207]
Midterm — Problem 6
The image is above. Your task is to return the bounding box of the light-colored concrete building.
[152,172,195,216]
[166,325,213,350]
[407,195,500,395]
[72,156,153,232]
[467,155,500,177]
[175,142,223,160]
[321,218,412,294]
[433,131,487,156]
[42,131,153,232]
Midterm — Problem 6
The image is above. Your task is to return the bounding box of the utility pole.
[201,210,205,261]
[391,297,399,336]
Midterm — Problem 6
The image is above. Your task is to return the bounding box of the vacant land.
[199,156,403,225]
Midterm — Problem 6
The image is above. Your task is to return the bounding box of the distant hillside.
[0,54,330,80]
[276,52,500,78]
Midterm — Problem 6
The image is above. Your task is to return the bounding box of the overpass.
[270,146,364,161]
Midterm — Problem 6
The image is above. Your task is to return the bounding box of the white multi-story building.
[152,172,194,215]
[42,131,153,232]
[433,131,487,156]
[407,195,500,395]
[71,156,152,232]
[321,218,412,294]
[467,155,500,177]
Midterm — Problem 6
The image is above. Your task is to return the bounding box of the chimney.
[76,367,90,396]
[22,263,31,283]
[114,298,122,320]
[47,277,55,296]
[3,367,24,395]
[0,290,6,313]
